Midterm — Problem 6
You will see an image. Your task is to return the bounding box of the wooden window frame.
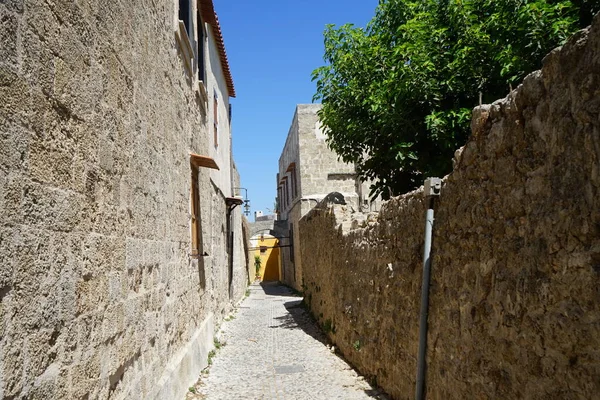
[189,153,219,257]
[190,164,201,256]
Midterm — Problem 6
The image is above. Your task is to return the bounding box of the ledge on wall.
[190,153,219,170]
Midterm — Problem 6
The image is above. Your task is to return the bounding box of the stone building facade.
[0,1,248,399]
[276,104,377,290]
[299,15,600,400]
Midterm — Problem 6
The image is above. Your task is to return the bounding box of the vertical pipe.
[415,202,435,400]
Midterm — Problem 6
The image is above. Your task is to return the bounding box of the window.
[197,10,205,82]
[189,153,219,257]
[290,165,298,200]
[176,0,195,78]
[179,0,191,37]
[213,91,218,147]
[277,186,282,214]
[190,164,201,255]
[285,162,297,203]
[285,179,289,207]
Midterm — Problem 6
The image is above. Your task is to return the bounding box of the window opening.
[197,11,205,82]
[213,91,219,147]
[179,0,192,39]
[190,165,201,255]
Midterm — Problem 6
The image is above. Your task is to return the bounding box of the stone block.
[82,233,125,277]
[20,27,55,95]
[0,122,29,175]
[101,303,124,344]
[23,328,60,379]
[1,0,23,13]
[0,67,30,126]
[69,353,101,398]
[27,363,69,400]
[29,139,74,189]
[0,172,23,225]
[21,4,60,60]
[21,180,83,232]
[12,227,52,295]
[52,46,102,121]
[1,336,25,398]
[0,8,18,69]
[76,275,108,316]
[77,312,103,353]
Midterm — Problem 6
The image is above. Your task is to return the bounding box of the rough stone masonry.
[300,13,600,400]
[0,1,248,399]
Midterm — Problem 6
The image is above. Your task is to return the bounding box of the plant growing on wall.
[312,0,599,198]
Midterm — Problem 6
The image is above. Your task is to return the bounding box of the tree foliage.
[312,0,600,198]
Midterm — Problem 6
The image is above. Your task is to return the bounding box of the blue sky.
[216,0,379,220]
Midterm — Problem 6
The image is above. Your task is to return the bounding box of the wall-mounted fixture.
[189,251,210,258]
[225,195,244,211]
[234,187,251,216]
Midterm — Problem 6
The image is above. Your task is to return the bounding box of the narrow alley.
[187,283,388,400]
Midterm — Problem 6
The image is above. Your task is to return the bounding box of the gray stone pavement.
[186,282,388,400]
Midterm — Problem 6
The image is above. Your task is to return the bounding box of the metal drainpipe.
[415,177,442,400]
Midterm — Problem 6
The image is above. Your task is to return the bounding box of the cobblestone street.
[187,282,388,400]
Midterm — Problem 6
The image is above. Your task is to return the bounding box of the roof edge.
[200,0,236,98]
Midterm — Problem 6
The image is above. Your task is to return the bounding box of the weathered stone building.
[299,15,600,400]
[0,0,249,399]
[276,104,377,290]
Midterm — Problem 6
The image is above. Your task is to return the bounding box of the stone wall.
[299,15,600,400]
[0,1,246,399]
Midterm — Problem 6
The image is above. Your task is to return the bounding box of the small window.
[213,91,219,147]
[260,246,267,254]
[285,180,290,207]
[276,187,282,214]
[197,11,206,82]
[190,165,201,255]
[176,0,195,78]
[179,0,191,37]
[291,167,297,199]
[189,153,219,259]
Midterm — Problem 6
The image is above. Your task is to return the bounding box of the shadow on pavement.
[262,282,390,400]
[269,299,329,346]
[259,281,302,297]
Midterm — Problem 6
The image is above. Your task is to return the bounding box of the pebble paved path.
[187,282,388,400]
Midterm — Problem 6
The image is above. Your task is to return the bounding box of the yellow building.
[250,233,280,281]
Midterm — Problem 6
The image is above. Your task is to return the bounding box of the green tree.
[313,0,599,198]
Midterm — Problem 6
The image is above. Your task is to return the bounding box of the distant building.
[276,104,378,290]
[250,234,281,281]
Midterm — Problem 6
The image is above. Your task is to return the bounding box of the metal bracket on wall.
[189,252,210,258]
